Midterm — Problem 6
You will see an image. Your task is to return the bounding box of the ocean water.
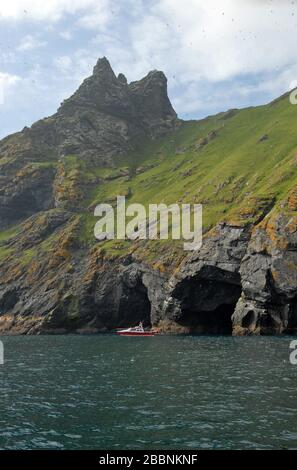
[0,335,296,450]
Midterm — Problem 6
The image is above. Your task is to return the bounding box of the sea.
[0,335,296,450]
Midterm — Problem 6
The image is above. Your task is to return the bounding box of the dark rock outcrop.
[0,249,168,335]
[0,165,55,228]
[232,214,297,335]
[160,224,250,334]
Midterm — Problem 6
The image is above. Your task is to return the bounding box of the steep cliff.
[0,58,297,335]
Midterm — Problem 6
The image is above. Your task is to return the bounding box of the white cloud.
[120,0,297,83]
[80,2,296,82]
[94,0,297,114]
[76,0,114,30]
[53,55,72,73]
[6,1,297,87]
[60,30,72,40]
[17,34,47,51]
[0,0,112,25]
[0,73,20,105]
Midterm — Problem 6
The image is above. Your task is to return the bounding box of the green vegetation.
[2,93,297,265]
[78,95,297,258]
[0,245,13,262]
[0,226,19,243]
[19,248,35,266]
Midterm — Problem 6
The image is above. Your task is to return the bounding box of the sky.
[1,0,297,138]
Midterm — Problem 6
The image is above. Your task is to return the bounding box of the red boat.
[116,323,156,336]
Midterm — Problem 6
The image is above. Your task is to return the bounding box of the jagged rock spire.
[54,57,179,159]
[93,57,117,81]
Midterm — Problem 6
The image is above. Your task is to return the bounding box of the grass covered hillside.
[1,91,297,268]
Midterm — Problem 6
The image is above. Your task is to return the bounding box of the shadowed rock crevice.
[0,166,55,228]
[166,273,242,334]
[0,288,19,314]
[118,279,152,328]
[75,262,157,333]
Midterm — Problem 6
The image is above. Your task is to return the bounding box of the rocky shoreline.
[1,215,297,335]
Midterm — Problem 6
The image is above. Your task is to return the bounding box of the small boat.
[116,322,156,336]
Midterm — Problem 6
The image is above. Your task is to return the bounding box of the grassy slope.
[1,93,297,266]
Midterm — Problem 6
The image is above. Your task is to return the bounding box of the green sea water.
[0,335,296,450]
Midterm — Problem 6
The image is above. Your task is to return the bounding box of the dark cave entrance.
[173,274,242,335]
[181,302,237,334]
[119,280,152,328]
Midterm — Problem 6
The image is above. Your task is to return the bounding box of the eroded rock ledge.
[233,214,297,335]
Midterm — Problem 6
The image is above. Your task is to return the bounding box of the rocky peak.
[2,58,179,165]
[58,57,127,114]
[117,73,128,85]
[131,70,168,90]
[92,57,117,81]
[129,70,177,135]
[54,58,179,160]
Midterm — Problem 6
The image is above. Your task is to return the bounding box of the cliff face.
[233,214,297,335]
[162,224,250,334]
[0,58,179,334]
[0,57,297,335]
